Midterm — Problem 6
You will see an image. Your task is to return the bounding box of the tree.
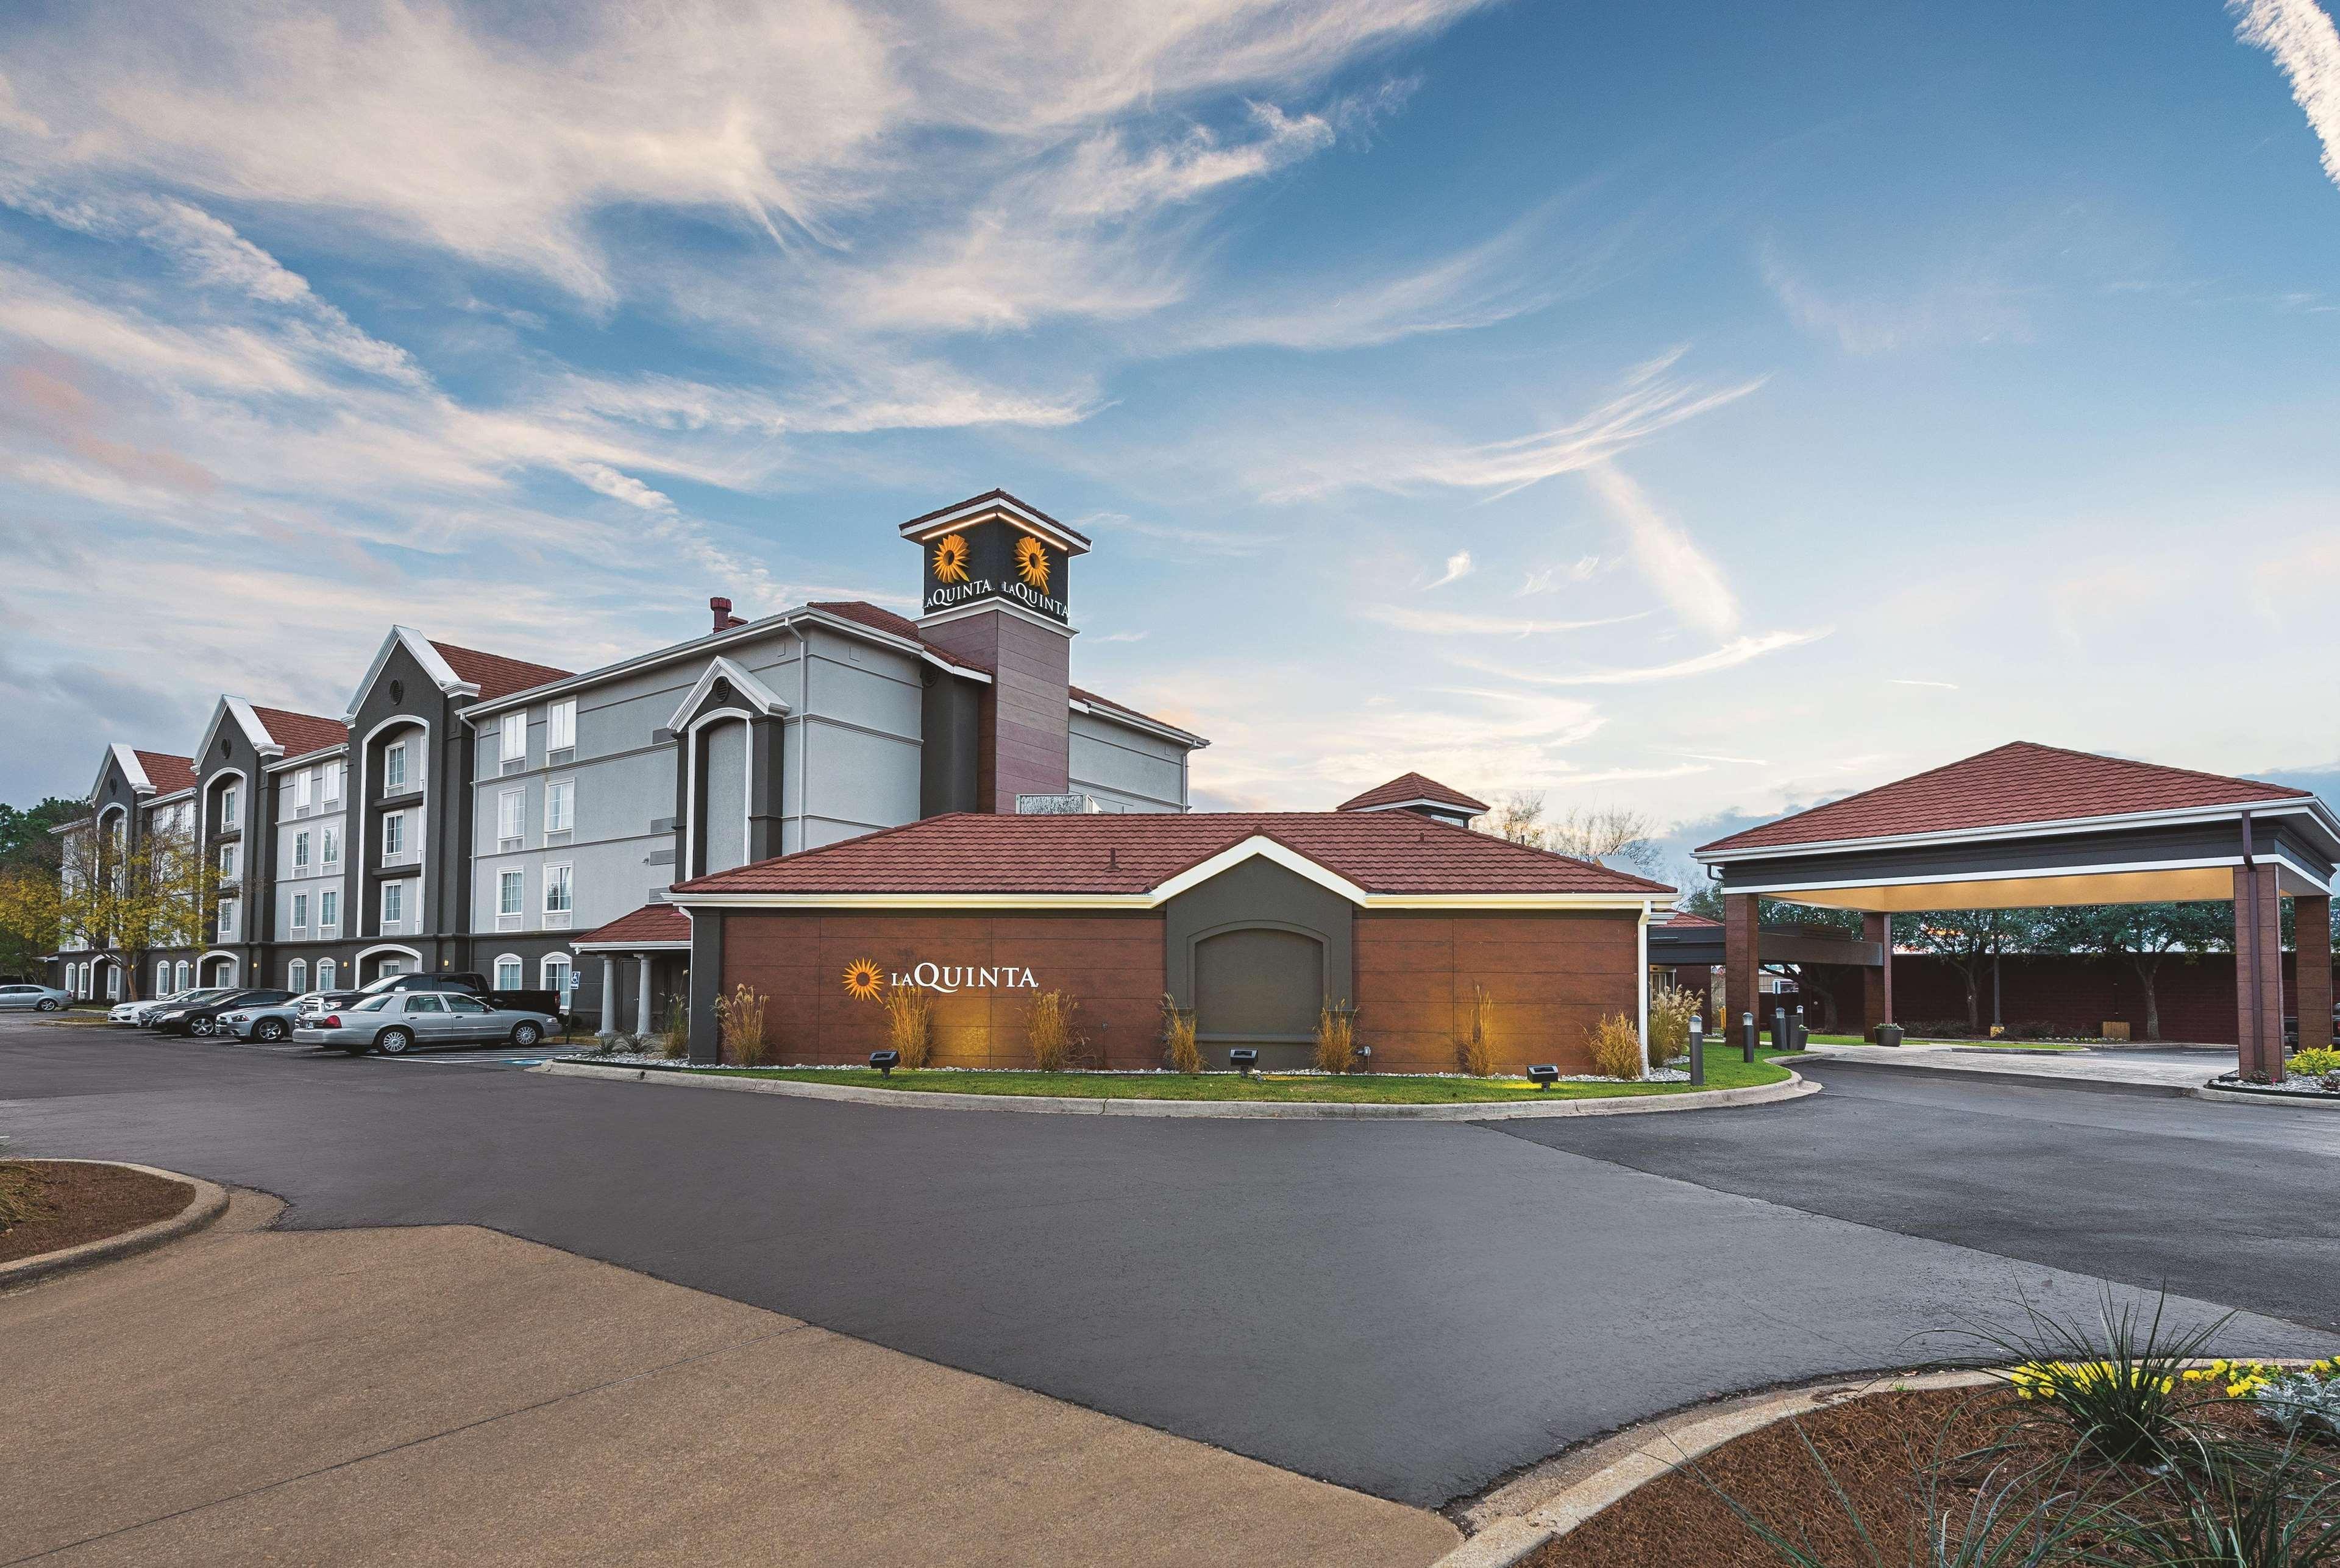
[1890,909,2054,1031]
[54,817,216,1000]
[1546,804,1665,876]
[2041,903,2232,1042]
[1487,792,1549,849]
[0,796,80,981]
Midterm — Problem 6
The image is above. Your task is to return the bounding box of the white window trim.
[380,880,405,931]
[316,959,338,990]
[498,787,525,846]
[288,959,308,993]
[291,892,309,930]
[541,954,574,993]
[549,698,576,753]
[155,959,170,995]
[358,718,430,942]
[501,711,527,764]
[542,861,574,928]
[494,954,525,992]
[545,778,574,835]
[319,889,339,934]
[383,739,410,793]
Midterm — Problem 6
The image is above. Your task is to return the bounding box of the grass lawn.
[675,1049,1798,1103]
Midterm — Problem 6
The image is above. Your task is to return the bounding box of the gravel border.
[2193,1081,2340,1110]
[531,1059,1816,1119]
[0,1160,229,1290]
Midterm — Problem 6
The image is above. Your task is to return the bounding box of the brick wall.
[1884,951,2318,1043]
[1353,909,1642,1074]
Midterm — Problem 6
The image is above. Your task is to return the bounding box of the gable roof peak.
[1335,772,1491,816]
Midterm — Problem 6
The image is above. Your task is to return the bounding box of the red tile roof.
[1336,772,1491,815]
[572,904,692,946]
[251,706,347,762]
[430,640,574,702]
[809,600,1199,740]
[133,751,197,796]
[673,811,1671,899]
[1657,910,1721,927]
[1698,742,2313,855]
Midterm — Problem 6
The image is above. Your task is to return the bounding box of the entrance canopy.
[1693,742,2339,1078]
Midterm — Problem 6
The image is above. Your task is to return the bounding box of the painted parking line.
[372,1054,554,1068]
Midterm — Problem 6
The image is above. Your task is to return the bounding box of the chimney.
[709,596,743,633]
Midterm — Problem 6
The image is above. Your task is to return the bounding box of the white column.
[637,955,653,1037]
[599,954,618,1035]
[1637,901,1651,1074]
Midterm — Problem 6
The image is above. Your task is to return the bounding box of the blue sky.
[2,0,2336,859]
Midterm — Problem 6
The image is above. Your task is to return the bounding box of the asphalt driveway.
[4,1018,2334,1509]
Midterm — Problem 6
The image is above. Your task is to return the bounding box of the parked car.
[293,990,560,1055]
[299,971,562,1024]
[0,982,70,1012]
[132,987,238,1027]
[110,990,194,1025]
[218,993,329,1044]
[149,988,294,1037]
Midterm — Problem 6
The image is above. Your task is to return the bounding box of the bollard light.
[1527,1063,1560,1091]
[1688,1018,1706,1087]
[869,1049,901,1077]
[1741,1010,1756,1065]
[1228,1047,1259,1077]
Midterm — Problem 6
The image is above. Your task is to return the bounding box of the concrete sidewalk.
[1799,1041,2235,1091]
[0,1194,1457,1567]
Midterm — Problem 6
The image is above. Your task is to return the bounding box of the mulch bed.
[0,1160,194,1265]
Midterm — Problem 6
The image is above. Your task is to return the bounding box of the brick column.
[1724,894,1759,1042]
[2296,893,2333,1056]
[1862,910,1894,1038]
[2233,864,2285,1080]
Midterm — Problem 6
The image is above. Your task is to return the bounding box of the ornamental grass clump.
[659,995,688,1060]
[714,984,768,1068]
[881,983,933,1070]
[1453,983,1495,1076]
[1161,995,1201,1074]
[1966,1289,2232,1466]
[1649,983,1702,1068]
[0,1140,54,1230]
[1314,1000,1355,1075]
[1026,989,1081,1072]
[1585,1012,1646,1079]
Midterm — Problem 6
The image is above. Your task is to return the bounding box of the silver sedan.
[0,982,70,1012]
[219,995,327,1044]
[292,990,560,1055]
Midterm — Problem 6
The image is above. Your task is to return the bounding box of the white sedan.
[111,991,193,1024]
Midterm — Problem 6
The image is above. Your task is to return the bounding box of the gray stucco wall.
[1070,709,1189,812]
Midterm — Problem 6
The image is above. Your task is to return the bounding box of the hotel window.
[497,789,524,851]
[383,741,408,793]
[288,959,308,994]
[219,898,238,940]
[322,761,343,802]
[548,698,576,755]
[381,881,404,929]
[546,779,574,835]
[294,830,310,873]
[543,863,572,928]
[542,954,572,996]
[219,784,238,829]
[218,843,237,881]
[319,889,338,931]
[291,893,308,930]
[316,957,336,990]
[494,956,523,992]
[294,768,313,812]
[383,811,406,860]
[175,960,191,992]
[498,869,524,922]
[322,824,340,867]
[500,711,527,770]
[155,959,169,996]
[107,967,120,1000]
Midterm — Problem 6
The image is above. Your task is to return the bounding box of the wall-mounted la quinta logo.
[842,958,885,1000]
[842,957,1039,998]
[903,494,1084,626]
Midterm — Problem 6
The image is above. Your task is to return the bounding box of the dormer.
[1333,772,1490,830]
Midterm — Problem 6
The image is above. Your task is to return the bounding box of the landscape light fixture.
[1352,1043,1372,1072]
[1228,1047,1259,1077]
[1527,1064,1560,1090]
[869,1049,901,1077]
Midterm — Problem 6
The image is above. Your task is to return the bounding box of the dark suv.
[150,987,295,1037]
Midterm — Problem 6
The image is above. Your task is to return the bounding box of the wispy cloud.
[1081,512,1276,558]
[1578,459,1741,639]
[1427,549,1473,588]
[1756,241,2029,355]
[1517,556,1601,595]
[1361,605,1649,637]
[1457,629,1830,686]
[1891,678,1960,690]
[2232,0,2340,191]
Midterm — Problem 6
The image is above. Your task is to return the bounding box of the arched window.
[175,960,191,992]
[78,962,91,998]
[288,959,309,994]
[316,957,337,991]
[494,955,522,992]
[155,959,170,996]
[106,965,120,1000]
[541,954,572,998]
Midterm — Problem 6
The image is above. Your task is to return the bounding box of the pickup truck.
[299,971,564,1023]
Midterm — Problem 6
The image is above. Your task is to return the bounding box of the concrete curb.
[532,1060,1818,1121]
[0,1160,229,1290]
[2192,1084,2340,1110]
[1432,1369,2001,1567]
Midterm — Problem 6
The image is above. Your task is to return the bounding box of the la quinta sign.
[842,957,1040,999]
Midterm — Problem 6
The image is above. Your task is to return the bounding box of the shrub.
[1585,1013,1645,1079]
[1965,1288,2232,1466]
[1453,983,1495,1076]
[0,1140,54,1230]
[1649,984,1701,1066]
[1026,989,1081,1073]
[714,984,768,1068]
[1314,1000,1355,1075]
[881,984,933,1070]
[659,995,688,1060]
[2286,1046,2340,1079]
[1161,995,1201,1074]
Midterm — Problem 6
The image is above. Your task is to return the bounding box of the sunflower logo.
[931,533,970,584]
[842,958,886,1001]
[1013,534,1050,591]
